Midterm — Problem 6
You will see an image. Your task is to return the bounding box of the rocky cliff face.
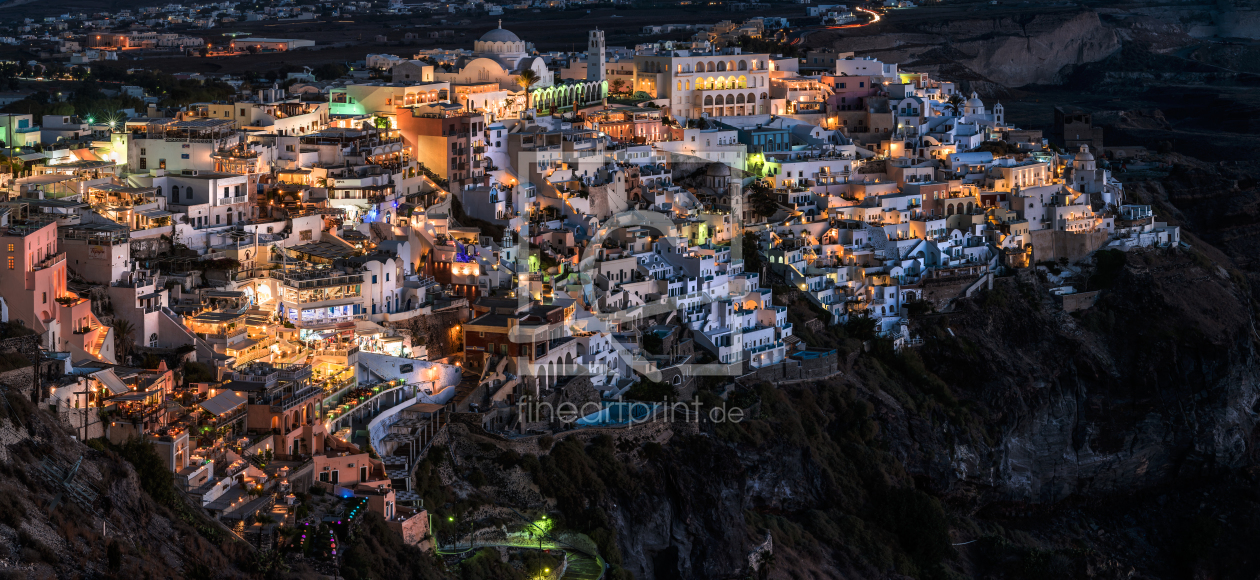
[911,250,1260,503]
[473,248,1260,580]
[0,391,249,579]
[435,246,1260,580]
[811,10,1120,88]
[922,11,1121,87]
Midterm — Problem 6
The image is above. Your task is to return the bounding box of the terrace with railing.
[197,326,247,341]
[85,184,164,210]
[270,267,365,289]
[267,385,322,412]
[314,345,359,357]
[230,361,312,389]
[32,251,67,272]
[2,213,60,238]
[131,118,237,142]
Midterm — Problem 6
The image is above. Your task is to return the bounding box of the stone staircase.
[88,327,110,360]
[560,552,603,580]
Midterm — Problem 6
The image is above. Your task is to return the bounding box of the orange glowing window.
[6,257,13,270]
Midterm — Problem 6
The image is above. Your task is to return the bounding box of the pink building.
[313,451,387,487]
[822,74,877,112]
[0,219,113,362]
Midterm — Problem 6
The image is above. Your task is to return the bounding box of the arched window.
[738,60,748,71]
[170,185,179,198]
[156,186,162,196]
[736,93,746,104]
[760,92,768,101]
[947,204,955,216]
[704,95,713,106]
[748,92,756,103]
[707,61,716,72]
[717,61,726,72]
[738,75,747,88]
[149,333,158,348]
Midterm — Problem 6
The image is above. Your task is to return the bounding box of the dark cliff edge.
[0,392,255,579]
[620,247,1260,579]
[426,244,1260,580]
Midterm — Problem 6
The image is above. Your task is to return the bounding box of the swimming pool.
[791,348,836,361]
[575,402,657,427]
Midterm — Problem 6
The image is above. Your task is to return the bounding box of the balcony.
[271,269,364,289]
[283,292,363,305]
[268,385,320,412]
[33,251,66,272]
[278,363,313,383]
[292,312,365,328]
[55,294,89,308]
[197,326,247,341]
[212,148,261,160]
[231,335,278,365]
[217,195,250,206]
[314,345,359,358]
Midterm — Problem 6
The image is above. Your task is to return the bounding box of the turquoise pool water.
[575,402,656,426]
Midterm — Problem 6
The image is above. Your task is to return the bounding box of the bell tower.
[587,29,606,84]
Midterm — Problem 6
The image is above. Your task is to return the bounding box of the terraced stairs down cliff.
[560,551,603,580]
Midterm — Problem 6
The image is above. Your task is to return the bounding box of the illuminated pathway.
[791,7,883,45]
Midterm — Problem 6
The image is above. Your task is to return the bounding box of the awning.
[200,390,247,417]
[136,208,173,219]
[15,153,46,162]
[354,320,389,336]
[110,391,156,402]
[93,369,130,395]
[72,148,102,162]
[228,337,260,352]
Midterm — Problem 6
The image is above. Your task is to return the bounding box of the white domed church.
[473,24,529,68]
[958,91,1004,126]
[434,21,554,91]
[1065,144,1122,205]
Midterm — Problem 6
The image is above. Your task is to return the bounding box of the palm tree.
[112,319,135,363]
[747,180,779,219]
[515,69,541,109]
[945,94,964,117]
